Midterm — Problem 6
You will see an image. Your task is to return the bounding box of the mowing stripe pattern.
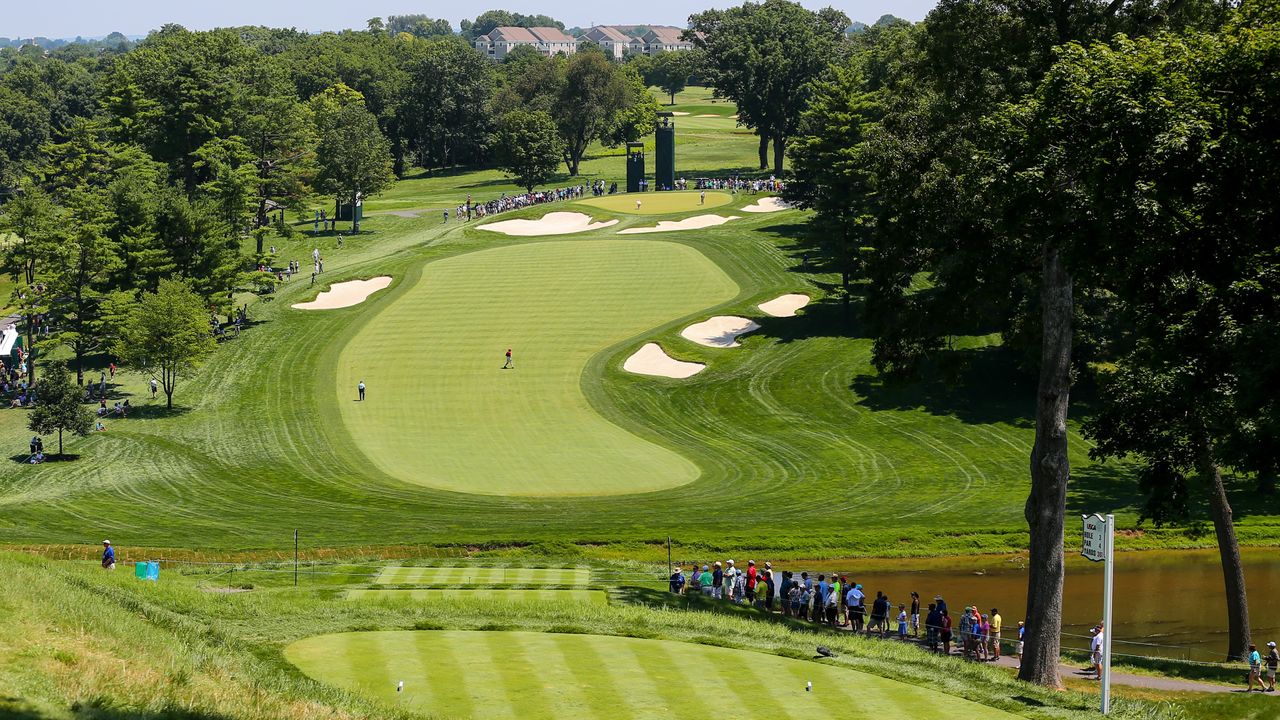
[345,589,606,604]
[373,566,592,586]
[285,631,1024,720]
[337,239,738,496]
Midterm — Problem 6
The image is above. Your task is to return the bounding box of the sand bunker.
[618,215,740,235]
[696,114,721,118]
[292,277,392,310]
[671,111,691,116]
[681,316,760,348]
[741,197,792,213]
[758,293,810,317]
[623,343,706,379]
[477,212,618,237]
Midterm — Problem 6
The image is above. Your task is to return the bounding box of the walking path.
[985,652,1242,694]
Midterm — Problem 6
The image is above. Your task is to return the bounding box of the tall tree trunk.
[758,134,769,170]
[351,190,360,233]
[1198,440,1251,661]
[58,428,63,456]
[772,135,785,175]
[1019,245,1073,689]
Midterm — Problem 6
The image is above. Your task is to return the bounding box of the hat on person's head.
[855,584,862,589]
[765,562,771,568]
[1269,642,1277,648]
[1018,621,1025,626]
[714,561,722,567]
[102,540,111,545]
[702,565,709,571]
[727,559,735,565]
[748,560,755,565]
[934,595,943,600]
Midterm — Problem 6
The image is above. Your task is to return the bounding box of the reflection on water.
[788,547,1279,662]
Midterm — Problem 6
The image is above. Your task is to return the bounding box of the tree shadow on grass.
[8,453,81,464]
[850,346,1035,428]
[122,405,191,421]
[1066,463,1144,516]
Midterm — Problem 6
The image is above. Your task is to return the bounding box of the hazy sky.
[5,0,937,39]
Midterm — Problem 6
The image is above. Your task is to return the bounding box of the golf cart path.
[986,653,1241,694]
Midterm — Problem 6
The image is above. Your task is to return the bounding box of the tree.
[239,94,316,237]
[784,55,883,321]
[311,85,394,233]
[554,51,655,175]
[0,181,60,386]
[386,15,454,38]
[689,0,850,173]
[494,110,564,192]
[401,37,494,171]
[1021,26,1280,662]
[822,0,1213,688]
[114,278,216,410]
[27,361,93,456]
[644,50,701,105]
[48,189,122,385]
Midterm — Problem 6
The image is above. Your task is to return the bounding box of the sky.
[3,0,938,39]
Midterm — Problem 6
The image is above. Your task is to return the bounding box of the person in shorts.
[101,540,116,570]
[1265,641,1278,691]
[1248,643,1266,691]
[910,592,921,638]
[1016,621,1025,669]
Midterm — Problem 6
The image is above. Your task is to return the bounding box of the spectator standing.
[910,592,921,638]
[1265,642,1278,692]
[101,540,116,570]
[990,608,1003,660]
[925,603,941,652]
[1248,643,1266,691]
[668,566,685,594]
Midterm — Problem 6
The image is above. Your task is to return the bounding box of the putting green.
[286,631,1023,720]
[337,240,738,496]
[345,589,607,604]
[577,190,733,214]
[375,566,591,586]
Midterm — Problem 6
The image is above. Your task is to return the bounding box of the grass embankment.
[0,552,1210,720]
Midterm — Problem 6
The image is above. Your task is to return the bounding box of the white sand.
[741,197,792,213]
[623,343,706,379]
[671,111,691,116]
[758,293,810,317]
[681,316,760,348]
[618,215,740,235]
[292,277,392,310]
[477,212,618,237]
[696,114,721,118]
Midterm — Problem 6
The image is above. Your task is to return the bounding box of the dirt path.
[986,652,1246,694]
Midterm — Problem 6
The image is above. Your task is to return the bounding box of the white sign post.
[1082,513,1114,714]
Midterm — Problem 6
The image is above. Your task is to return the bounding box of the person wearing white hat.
[101,540,116,570]
[1266,642,1278,691]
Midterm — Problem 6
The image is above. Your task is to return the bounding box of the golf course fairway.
[577,190,733,214]
[286,631,1023,720]
[337,239,738,496]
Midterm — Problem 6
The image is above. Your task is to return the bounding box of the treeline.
[0,21,659,391]
[783,0,1280,680]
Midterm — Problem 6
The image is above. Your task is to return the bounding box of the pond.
[784,547,1280,662]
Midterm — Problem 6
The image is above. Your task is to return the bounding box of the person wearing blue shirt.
[101,540,116,570]
[1248,643,1266,691]
[668,566,685,594]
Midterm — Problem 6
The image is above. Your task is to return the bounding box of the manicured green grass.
[5,82,1276,557]
[0,552,1197,720]
[286,630,1023,720]
[345,589,608,604]
[337,239,737,496]
[577,190,734,214]
[374,566,592,586]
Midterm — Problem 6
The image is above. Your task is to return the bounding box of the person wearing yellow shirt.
[990,608,1003,660]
